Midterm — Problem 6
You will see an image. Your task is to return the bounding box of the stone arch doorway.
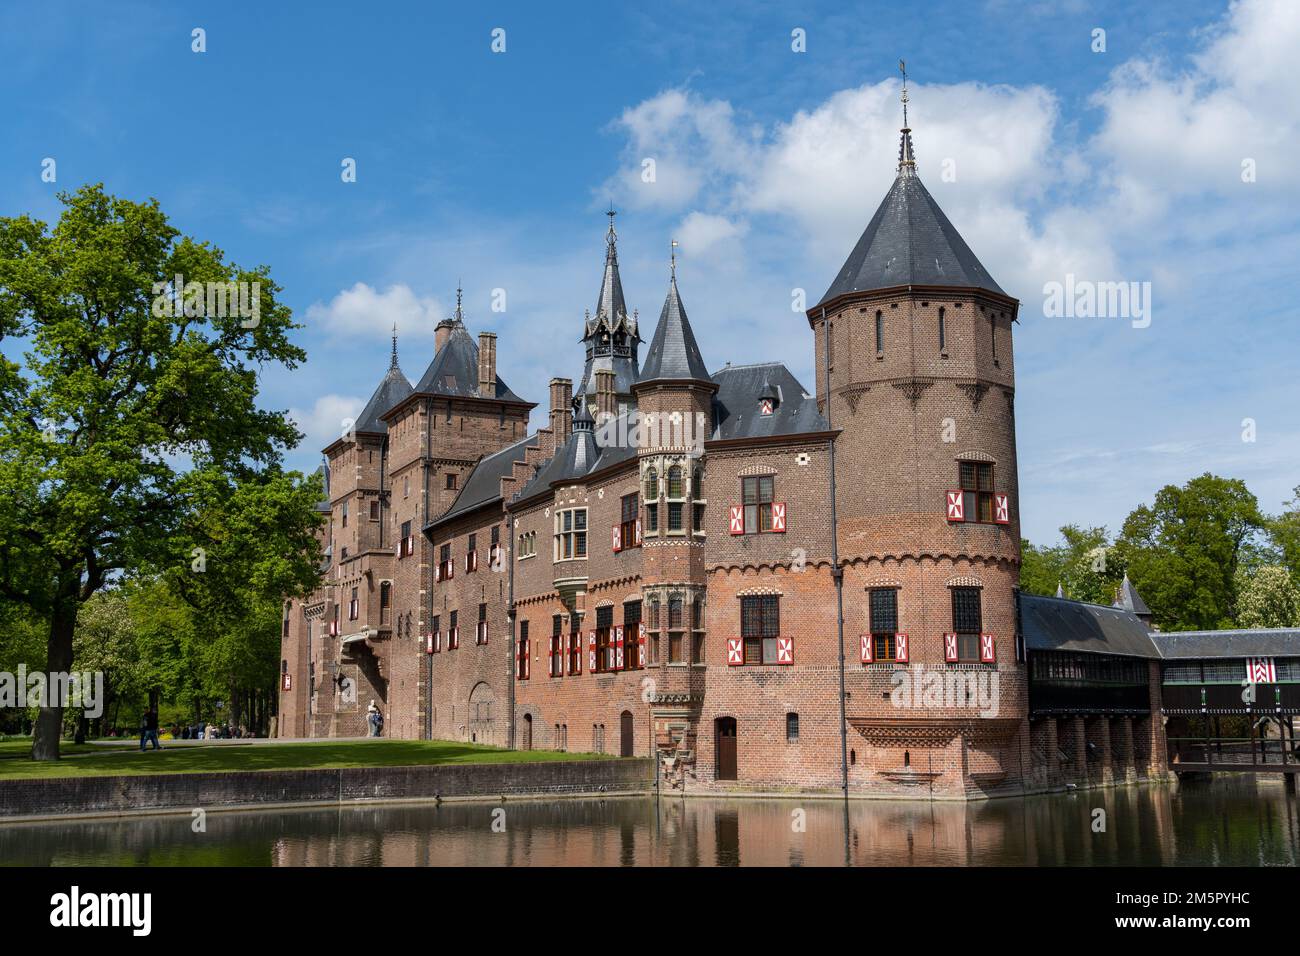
[468,682,497,746]
[716,717,737,780]
[620,710,634,757]
[522,713,533,750]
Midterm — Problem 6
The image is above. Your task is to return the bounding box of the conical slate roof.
[1113,574,1152,617]
[638,275,710,384]
[586,217,635,339]
[816,132,1004,306]
[355,362,413,435]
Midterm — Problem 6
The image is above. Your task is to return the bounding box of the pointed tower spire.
[576,210,640,410]
[898,59,916,177]
[1055,582,1065,599]
[638,252,711,384]
[390,322,399,369]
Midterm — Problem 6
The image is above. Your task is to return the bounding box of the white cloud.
[288,393,365,454]
[675,212,746,260]
[304,282,445,343]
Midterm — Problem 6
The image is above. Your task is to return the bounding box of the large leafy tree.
[1270,486,1300,584]
[1113,474,1266,631]
[0,184,310,759]
[1234,565,1300,629]
[1019,525,1121,606]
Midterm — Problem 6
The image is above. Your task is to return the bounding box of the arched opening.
[468,682,496,745]
[522,713,533,751]
[715,717,738,780]
[620,711,634,757]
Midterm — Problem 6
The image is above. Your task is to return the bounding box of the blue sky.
[2,0,1297,544]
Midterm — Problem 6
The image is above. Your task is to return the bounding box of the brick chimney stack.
[435,318,455,354]
[549,378,572,452]
[478,332,497,398]
[594,368,617,426]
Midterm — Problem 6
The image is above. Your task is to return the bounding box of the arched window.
[644,467,659,500]
[667,466,683,498]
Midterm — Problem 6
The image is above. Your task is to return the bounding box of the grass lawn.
[0,738,609,780]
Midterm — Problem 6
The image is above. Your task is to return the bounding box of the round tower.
[807,71,1026,795]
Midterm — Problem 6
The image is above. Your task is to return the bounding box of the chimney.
[478,332,497,398]
[549,378,572,453]
[595,369,617,426]
[435,318,455,354]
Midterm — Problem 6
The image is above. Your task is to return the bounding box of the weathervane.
[670,238,679,279]
[899,59,909,129]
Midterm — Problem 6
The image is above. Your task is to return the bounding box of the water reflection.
[2,776,1296,867]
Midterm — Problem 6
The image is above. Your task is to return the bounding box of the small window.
[619,493,639,549]
[554,508,588,560]
[369,500,380,520]
[952,587,983,662]
[644,467,659,501]
[341,501,348,527]
[938,306,946,352]
[786,712,799,741]
[446,472,458,490]
[742,476,774,533]
[740,594,780,665]
[875,310,884,353]
[869,588,899,661]
[959,461,995,523]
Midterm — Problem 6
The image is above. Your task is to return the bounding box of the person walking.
[366,700,384,738]
[140,708,162,751]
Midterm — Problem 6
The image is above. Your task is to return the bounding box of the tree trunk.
[74,714,87,745]
[32,594,78,761]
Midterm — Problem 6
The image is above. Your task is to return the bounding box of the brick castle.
[276,101,1170,798]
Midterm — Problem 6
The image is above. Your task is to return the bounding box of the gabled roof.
[816,139,1004,307]
[410,323,526,404]
[1148,629,1300,660]
[428,433,538,528]
[638,275,710,384]
[1020,593,1162,658]
[709,362,829,441]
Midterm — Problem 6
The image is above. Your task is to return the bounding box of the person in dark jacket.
[139,709,162,751]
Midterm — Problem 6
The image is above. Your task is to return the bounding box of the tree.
[0,184,308,759]
[1234,566,1300,629]
[1113,474,1266,631]
[1270,486,1300,584]
[1019,525,1122,606]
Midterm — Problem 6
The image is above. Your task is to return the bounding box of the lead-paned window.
[742,476,774,534]
[741,594,780,665]
[952,587,982,661]
[959,461,995,524]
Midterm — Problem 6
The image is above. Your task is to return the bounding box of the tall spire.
[390,322,399,369]
[897,59,916,177]
[638,254,711,385]
[576,209,640,409]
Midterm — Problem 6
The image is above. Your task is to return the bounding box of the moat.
[2,775,1298,866]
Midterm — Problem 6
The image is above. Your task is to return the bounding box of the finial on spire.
[670,238,679,279]
[391,322,399,368]
[897,59,916,176]
[454,282,465,324]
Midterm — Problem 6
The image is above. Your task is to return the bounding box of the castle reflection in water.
[4,777,1298,867]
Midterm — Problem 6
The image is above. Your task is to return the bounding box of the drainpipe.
[507,505,517,750]
[424,398,433,740]
[823,306,849,798]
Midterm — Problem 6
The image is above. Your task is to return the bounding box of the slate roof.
[1112,573,1152,617]
[410,323,527,404]
[1020,593,1162,658]
[816,165,1005,307]
[1148,629,1300,660]
[355,364,413,435]
[638,275,711,384]
[710,362,829,441]
[429,433,539,528]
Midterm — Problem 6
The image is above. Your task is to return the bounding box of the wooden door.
[716,717,737,780]
[523,714,532,751]
[620,711,634,757]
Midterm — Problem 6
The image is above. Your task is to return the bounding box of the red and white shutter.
[614,625,624,670]
[727,638,743,666]
[637,630,646,668]
[1247,657,1277,683]
[522,640,530,679]
[946,491,965,522]
[776,637,793,665]
[760,398,774,416]
[729,505,745,535]
[588,631,597,672]
[329,618,338,637]
[548,638,555,676]
[434,563,442,582]
[425,632,434,654]
[612,524,622,553]
[634,517,642,545]
[770,502,786,533]
[860,634,873,664]
[944,633,959,662]
[979,633,996,663]
[895,633,909,663]
[282,673,292,692]
[481,621,489,644]
[994,494,1010,524]
[452,625,459,648]
[446,559,453,580]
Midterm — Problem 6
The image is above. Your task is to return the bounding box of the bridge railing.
[1168,735,1296,768]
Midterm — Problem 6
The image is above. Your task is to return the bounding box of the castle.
[275,99,1178,798]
